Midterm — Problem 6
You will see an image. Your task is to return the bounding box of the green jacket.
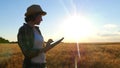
[17,23,43,59]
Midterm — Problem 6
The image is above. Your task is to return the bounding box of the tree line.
[0,37,9,43]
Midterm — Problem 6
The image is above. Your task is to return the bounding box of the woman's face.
[35,15,43,25]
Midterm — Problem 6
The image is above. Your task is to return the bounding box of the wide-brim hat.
[25,4,46,16]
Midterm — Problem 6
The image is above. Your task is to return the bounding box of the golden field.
[0,43,120,68]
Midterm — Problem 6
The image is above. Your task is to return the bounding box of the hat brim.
[40,11,47,16]
[25,11,47,16]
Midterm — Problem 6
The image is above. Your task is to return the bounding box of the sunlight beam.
[59,0,71,16]
[77,42,80,58]
[70,0,77,15]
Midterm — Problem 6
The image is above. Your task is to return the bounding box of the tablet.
[50,37,64,46]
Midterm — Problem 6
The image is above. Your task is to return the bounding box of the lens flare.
[77,42,80,58]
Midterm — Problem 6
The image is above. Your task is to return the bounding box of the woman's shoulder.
[19,23,32,31]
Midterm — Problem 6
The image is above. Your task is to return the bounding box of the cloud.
[97,24,120,37]
[95,31,120,42]
[103,24,118,29]
[97,30,120,37]
[98,33,120,37]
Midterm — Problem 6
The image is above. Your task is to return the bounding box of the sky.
[0,0,120,43]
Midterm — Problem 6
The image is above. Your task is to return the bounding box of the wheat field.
[0,43,120,68]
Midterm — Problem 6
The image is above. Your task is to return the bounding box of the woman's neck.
[27,21,35,27]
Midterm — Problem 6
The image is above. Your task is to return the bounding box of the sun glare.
[61,14,95,42]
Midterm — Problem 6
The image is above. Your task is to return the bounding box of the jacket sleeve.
[17,27,40,59]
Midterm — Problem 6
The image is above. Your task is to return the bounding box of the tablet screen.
[50,37,64,45]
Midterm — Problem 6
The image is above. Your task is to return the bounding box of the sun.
[60,14,95,42]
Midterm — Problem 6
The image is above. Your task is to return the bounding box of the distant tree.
[10,41,18,43]
[0,37,9,43]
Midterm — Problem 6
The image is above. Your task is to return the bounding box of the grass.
[0,43,120,68]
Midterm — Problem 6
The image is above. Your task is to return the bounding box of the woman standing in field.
[17,4,53,68]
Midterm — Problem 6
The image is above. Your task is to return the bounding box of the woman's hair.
[25,13,40,22]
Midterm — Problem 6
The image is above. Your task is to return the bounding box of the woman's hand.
[46,39,53,47]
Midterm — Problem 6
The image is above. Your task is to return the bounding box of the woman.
[17,4,53,68]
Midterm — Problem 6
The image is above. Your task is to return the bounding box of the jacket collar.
[23,23,39,29]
